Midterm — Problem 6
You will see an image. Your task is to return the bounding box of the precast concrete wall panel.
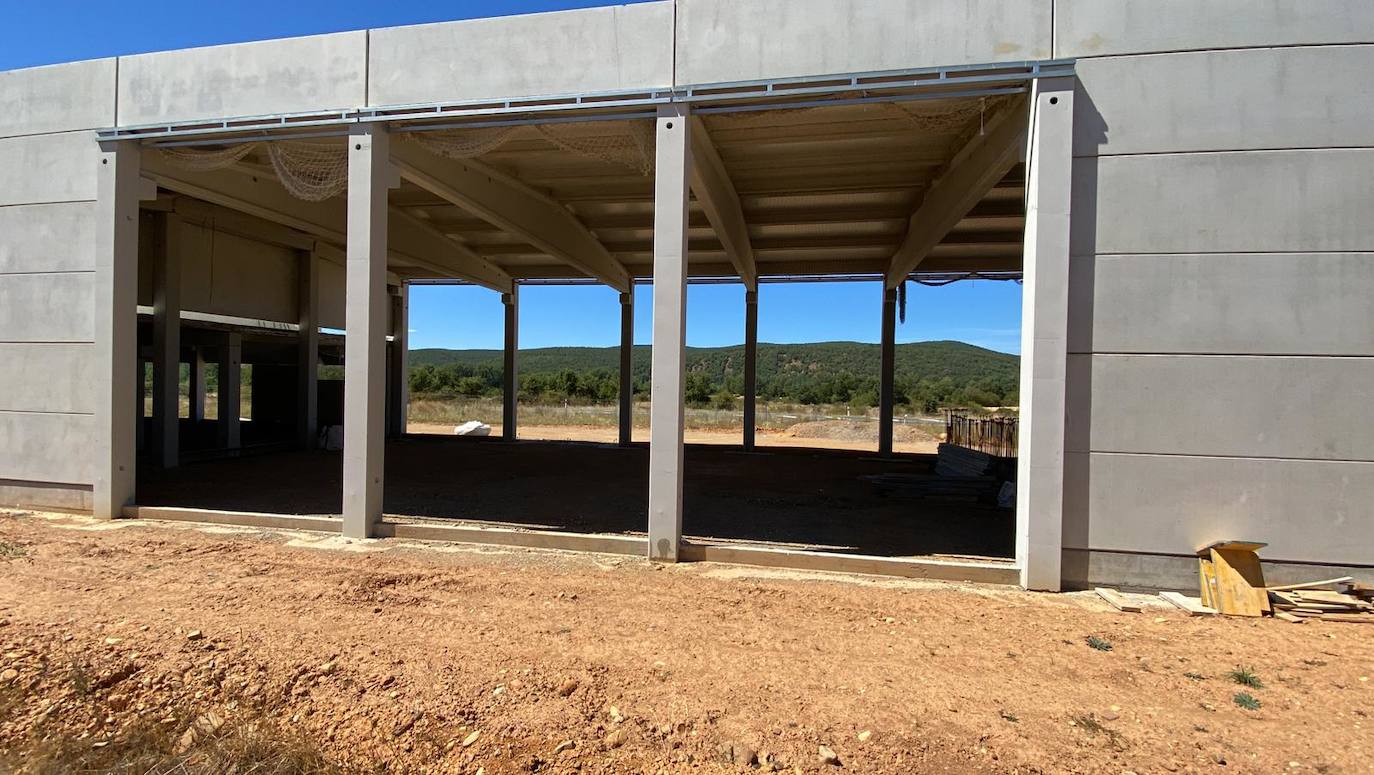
[368,3,674,106]
[1066,354,1374,461]
[116,31,368,126]
[1055,0,1374,58]
[0,272,93,342]
[0,203,96,274]
[674,0,1052,85]
[1073,46,1374,156]
[1064,452,1374,566]
[0,343,95,415]
[204,230,297,323]
[0,132,100,206]
[0,59,108,495]
[0,59,116,138]
[1067,253,1374,356]
[1071,150,1374,256]
[0,413,94,485]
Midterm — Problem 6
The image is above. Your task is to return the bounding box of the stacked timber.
[934,443,996,478]
[860,472,994,502]
[1269,583,1374,624]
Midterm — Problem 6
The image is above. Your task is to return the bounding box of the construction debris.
[1173,540,1372,624]
[1094,587,1141,613]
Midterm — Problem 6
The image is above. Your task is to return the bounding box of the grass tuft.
[1233,692,1261,711]
[0,541,26,561]
[1183,671,1206,681]
[1085,635,1113,652]
[1228,666,1263,689]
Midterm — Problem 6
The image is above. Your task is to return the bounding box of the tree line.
[408,341,1018,411]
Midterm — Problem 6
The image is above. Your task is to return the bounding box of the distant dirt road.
[2,511,1370,773]
[407,422,940,454]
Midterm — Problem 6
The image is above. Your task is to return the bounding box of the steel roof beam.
[391,140,631,292]
[687,115,757,291]
[884,98,1028,288]
[141,152,511,291]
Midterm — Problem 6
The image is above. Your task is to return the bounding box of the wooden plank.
[1315,613,1374,624]
[1198,557,1218,609]
[1161,591,1217,616]
[1095,587,1141,613]
[1274,611,1306,624]
[1266,576,1354,592]
[1195,539,1268,557]
[1209,547,1269,617]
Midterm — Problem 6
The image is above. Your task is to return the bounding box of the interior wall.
[0,59,115,498]
[1058,0,1374,587]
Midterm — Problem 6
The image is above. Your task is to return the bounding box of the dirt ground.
[2,512,1371,774]
[406,422,940,455]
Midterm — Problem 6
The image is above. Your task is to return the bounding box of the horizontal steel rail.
[98,58,1074,145]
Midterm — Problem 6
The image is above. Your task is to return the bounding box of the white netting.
[708,97,1006,136]
[159,140,349,201]
[407,126,521,159]
[890,99,990,132]
[158,143,257,172]
[266,140,348,202]
[534,120,655,175]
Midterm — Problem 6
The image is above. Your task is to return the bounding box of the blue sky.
[1,0,1022,354]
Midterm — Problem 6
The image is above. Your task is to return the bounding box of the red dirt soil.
[0,510,1371,774]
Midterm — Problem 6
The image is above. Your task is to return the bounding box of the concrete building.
[1,0,1371,591]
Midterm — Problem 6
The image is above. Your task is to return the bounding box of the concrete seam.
[1072,450,1374,465]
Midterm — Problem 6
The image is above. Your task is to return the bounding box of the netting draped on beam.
[533,121,655,176]
[159,140,349,202]
[709,96,1012,134]
[406,126,522,160]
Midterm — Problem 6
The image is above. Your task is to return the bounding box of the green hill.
[410,341,1018,411]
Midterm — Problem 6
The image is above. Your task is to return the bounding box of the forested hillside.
[409,341,1018,411]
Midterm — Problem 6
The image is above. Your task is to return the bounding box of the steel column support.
[297,249,320,449]
[188,349,206,423]
[742,289,759,451]
[387,283,409,438]
[151,213,180,469]
[342,125,390,539]
[1016,77,1075,592]
[648,104,691,562]
[502,287,519,441]
[618,291,635,447]
[878,286,897,456]
[93,141,141,518]
[216,333,241,450]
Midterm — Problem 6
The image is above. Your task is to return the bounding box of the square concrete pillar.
[217,333,242,450]
[618,290,635,446]
[93,141,141,519]
[878,286,897,457]
[742,289,758,451]
[1016,77,1075,592]
[342,125,391,539]
[648,103,692,562]
[386,283,409,438]
[297,249,320,449]
[502,286,519,441]
[151,213,180,469]
[188,348,206,423]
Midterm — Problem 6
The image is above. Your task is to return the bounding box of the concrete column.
[878,286,897,456]
[216,333,241,450]
[342,125,391,539]
[386,283,409,438]
[188,348,206,423]
[648,103,691,562]
[502,287,519,441]
[618,290,634,446]
[297,249,319,449]
[151,213,180,469]
[93,141,141,519]
[742,289,758,451]
[1016,77,1074,592]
